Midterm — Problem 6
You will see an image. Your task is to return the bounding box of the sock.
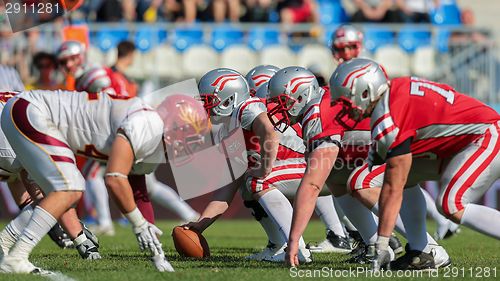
[315,196,345,237]
[244,200,285,246]
[129,175,155,224]
[371,202,407,236]
[0,204,34,254]
[461,203,500,239]
[332,197,357,233]
[146,174,199,222]
[86,174,113,228]
[336,194,378,244]
[258,189,306,248]
[9,206,57,259]
[0,182,19,215]
[422,189,452,239]
[399,185,429,251]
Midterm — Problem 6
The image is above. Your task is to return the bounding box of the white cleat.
[87,225,115,236]
[428,244,451,268]
[0,255,54,275]
[245,242,285,261]
[263,246,312,264]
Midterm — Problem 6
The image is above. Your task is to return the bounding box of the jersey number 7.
[410,78,455,104]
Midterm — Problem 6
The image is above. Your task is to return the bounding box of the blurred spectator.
[277,0,318,24]
[111,41,138,97]
[0,64,24,91]
[26,52,63,90]
[351,0,400,23]
[96,0,124,22]
[241,0,274,22]
[141,0,164,22]
[213,0,241,22]
[395,0,437,23]
[449,8,487,46]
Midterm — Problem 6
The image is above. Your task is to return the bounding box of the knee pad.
[243,200,268,221]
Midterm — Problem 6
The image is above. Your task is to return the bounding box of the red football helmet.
[157,94,211,165]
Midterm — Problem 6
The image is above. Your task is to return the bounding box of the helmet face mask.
[267,66,321,132]
[198,68,250,122]
[330,58,389,121]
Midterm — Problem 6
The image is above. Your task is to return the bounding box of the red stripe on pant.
[250,163,306,192]
[361,164,385,189]
[129,175,155,224]
[261,172,304,191]
[454,124,500,212]
[12,98,73,163]
[349,163,367,191]
[442,128,494,215]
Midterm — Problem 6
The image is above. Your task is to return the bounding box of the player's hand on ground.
[151,253,175,272]
[286,242,300,267]
[371,248,391,271]
[133,222,164,252]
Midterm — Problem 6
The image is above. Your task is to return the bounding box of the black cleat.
[391,249,436,270]
[389,233,404,255]
[345,244,376,264]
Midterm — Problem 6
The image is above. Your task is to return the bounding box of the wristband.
[125,207,147,229]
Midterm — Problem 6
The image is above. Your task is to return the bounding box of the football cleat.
[308,230,351,253]
[346,244,395,264]
[263,246,312,263]
[423,244,451,268]
[245,241,285,261]
[48,223,74,249]
[389,233,404,255]
[346,230,363,250]
[346,244,376,264]
[390,249,436,271]
[0,255,54,275]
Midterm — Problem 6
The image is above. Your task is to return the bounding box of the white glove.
[151,254,175,272]
[133,222,164,253]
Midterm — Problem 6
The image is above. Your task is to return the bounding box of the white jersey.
[16,90,164,174]
[0,102,19,180]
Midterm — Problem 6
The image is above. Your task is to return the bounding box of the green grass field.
[0,219,498,281]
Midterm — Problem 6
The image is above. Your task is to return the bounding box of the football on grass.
[172,226,210,258]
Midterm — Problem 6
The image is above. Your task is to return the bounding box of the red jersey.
[371,77,500,160]
[300,87,345,153]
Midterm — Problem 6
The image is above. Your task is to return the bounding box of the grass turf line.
[0,220,498,281]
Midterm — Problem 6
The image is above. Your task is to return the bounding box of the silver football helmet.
[267,66,321,130]
[198,68,250,119]
[245,65,279,96]
[75,67,113,94]
[57,40,86,77]
[331,24,363,62]
[329,58,389,115]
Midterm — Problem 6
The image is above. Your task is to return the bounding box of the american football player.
[330,58,500,270]
[246,65,351,255]
[0,89,192,274]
